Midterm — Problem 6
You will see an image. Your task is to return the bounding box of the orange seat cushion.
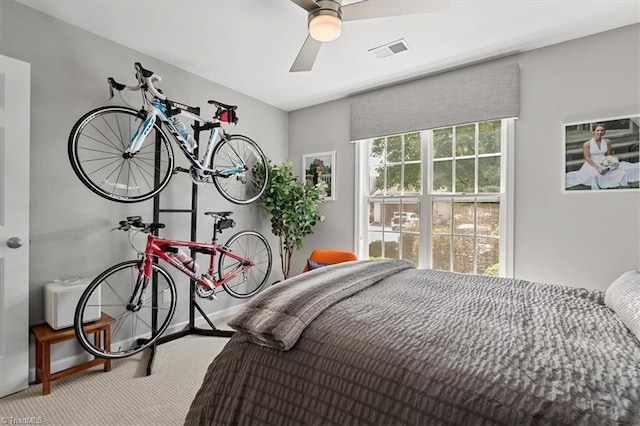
[302,249,358,273]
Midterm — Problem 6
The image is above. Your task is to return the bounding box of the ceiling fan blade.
[290,34,323,72]
[342,0,451,21]
[290,0,320,13]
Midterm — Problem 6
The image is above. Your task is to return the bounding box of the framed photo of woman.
[563,114,639,192]
[302,151,336,201]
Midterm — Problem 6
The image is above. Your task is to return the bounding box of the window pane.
[477,202,500,236]
[392,201,420,232]
[453,236,474,274]
[369,165,384,195]
[387,164,401,192]
[478,120,501,154]
[403,163,421,194]
[369,139,385,196]
[368,239,398,259]
[455,124,475,156]
[455,158,475,193]
[453,202,475,235]
[477,237,499,276]
[432,200,451,271]
[478,156,501,193]
[385,204,398,229]
[433,160,452,192]
[368,201,398,259]
[433,127,452,159]
[401,233,419,265]
[370,138,385,161]
[432,200,451,233]
[387,135,402,163]
[432,235,451,271]
[405,133,421,161]
[369,200,382,227]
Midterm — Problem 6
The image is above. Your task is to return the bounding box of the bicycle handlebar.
[106,62,240,125]
[134,62,166,101]
[114,216,165,233]
[106,62,166,108]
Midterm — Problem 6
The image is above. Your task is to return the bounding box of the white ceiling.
[15,0,640,111]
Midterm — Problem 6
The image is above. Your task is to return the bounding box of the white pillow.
[605,270,640,340]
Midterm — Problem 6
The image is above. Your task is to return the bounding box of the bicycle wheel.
[210,134,268,205]
[219,231,272,298]
[68,106,175,203]
[74,260,177,359]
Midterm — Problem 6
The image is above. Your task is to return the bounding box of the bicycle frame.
[125,99,245,177]
[139,233,254,292]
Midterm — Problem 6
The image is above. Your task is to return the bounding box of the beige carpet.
[0,334,231,425]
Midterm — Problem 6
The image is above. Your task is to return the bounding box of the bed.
[185,259,640,425]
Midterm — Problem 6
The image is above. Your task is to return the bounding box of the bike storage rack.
[147,103,234,376]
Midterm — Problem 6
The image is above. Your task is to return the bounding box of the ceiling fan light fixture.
[309,13,342,42]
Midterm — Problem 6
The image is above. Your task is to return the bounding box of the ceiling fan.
[289,0,451,72]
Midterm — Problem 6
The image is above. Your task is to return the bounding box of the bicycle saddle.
[207,100,237,111]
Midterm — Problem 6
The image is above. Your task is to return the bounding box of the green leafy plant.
[257,160,325,279]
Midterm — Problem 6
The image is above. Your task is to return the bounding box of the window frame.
[354,118,515,277]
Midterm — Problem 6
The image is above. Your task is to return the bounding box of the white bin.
[44,278,101,330]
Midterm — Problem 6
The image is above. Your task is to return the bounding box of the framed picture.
[302,151,336,201]
[563,114,639,192]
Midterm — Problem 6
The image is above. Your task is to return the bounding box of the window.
[355,119,514,277]
[365,132,422,265]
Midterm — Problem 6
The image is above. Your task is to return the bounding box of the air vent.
[369,39,410,59]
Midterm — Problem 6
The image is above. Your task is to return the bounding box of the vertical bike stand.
[147,104,234,377]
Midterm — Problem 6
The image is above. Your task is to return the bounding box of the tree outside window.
[363,120,506,276]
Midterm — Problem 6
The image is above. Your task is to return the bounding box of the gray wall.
[289,23,640,291]
[288,101,354,276]
[1,0,287,368]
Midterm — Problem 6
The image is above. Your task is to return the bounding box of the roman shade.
[350,62,519,141]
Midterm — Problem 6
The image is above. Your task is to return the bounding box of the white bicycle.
[68,62,268,204]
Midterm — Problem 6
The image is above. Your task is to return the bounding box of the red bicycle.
[73,212,272,359]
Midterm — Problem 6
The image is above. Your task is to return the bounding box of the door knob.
[6,237,23,249]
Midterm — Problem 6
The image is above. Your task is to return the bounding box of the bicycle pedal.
[173,166,190,174]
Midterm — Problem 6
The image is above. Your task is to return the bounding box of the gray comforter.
[185,261,640,425]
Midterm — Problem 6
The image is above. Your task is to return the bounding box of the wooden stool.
[31,312,114,395]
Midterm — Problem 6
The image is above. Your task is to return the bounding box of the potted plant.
[257,160,325,279]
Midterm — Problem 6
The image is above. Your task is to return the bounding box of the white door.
[0,55,30,398]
